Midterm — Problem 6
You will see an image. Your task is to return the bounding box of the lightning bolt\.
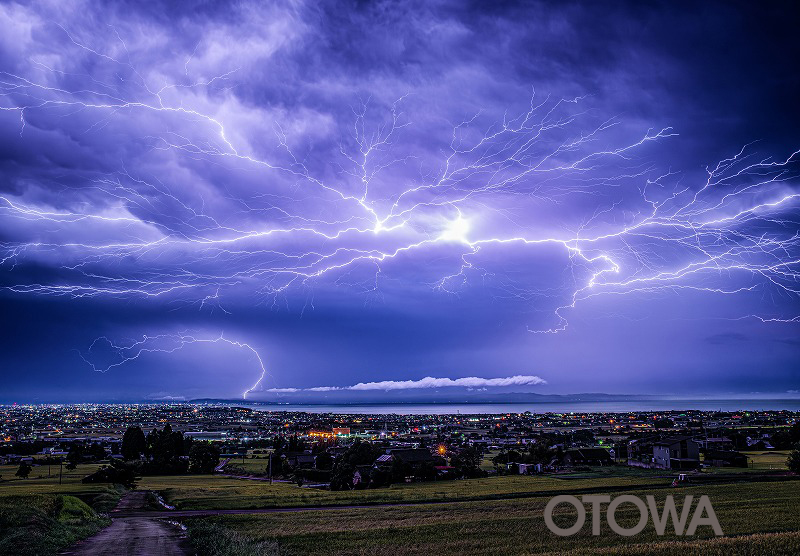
[0,24,797,349]
[78,333,268,399]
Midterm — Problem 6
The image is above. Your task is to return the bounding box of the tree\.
[330,462,356,491]
[15,461,32,479]
[65,443,84,470]
[772,423,800,450]
[121,426,146,460]
[329,440,384,491]
[788,442,800,474]
[189,442,221,474]
[144,424,190,474]
[315,451,333,470]
[526,442,556,466]
[451,446,484,478]
[87,443,107,461]
[81,460,138,489]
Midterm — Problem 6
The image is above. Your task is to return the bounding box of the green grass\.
[0,494,109,556]
[182,479,800,556]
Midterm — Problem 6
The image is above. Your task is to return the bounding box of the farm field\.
[183,479,800,556]
[138,472,676,511]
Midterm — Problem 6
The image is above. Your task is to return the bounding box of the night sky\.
[1,1,799,402]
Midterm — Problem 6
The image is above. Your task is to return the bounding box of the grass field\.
[0,494,109,556]
[138,472,678,511]
[182,479,800,556]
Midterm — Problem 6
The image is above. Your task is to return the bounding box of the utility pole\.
[59,459,63,485]
[268,452,273,484]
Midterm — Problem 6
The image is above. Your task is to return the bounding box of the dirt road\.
[61,491,191,556]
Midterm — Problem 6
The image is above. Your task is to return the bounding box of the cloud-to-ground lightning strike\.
[79,333,268,398]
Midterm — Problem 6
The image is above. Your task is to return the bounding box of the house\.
[627,436,658,468]
[563,448,613,467]
[387,449,437,466]
[700,437,734,451]
[374,448,438,482]
[746,436,775,450]
[352,465,374,487]
[434,465,456,477]
[326,446,349,460]
[653,437,700,470]
[705,450,748,468]
[285,452,316,469]
[518,463,542,474]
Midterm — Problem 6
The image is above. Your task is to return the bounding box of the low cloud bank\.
[267,375,546,393]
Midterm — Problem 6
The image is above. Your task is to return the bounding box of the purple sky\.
[0,0,798,402]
